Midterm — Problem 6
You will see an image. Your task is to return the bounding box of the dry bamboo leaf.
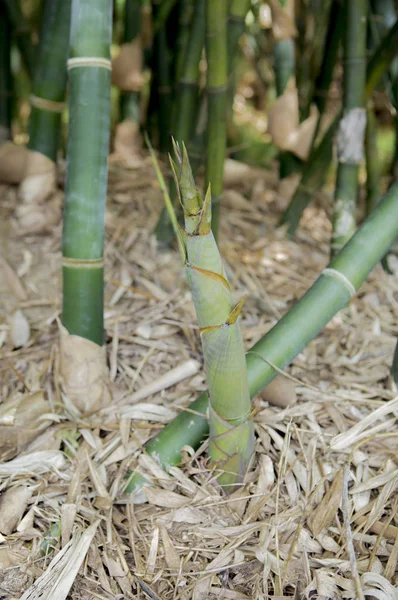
[268,81,299,149]
[308,470,343,537]
[331,396,398,451]
[121,403,177,422]
[18,150,56,205]
[59,324,110,414]
[146,526,159,574]
[0,391,51,458]
[144,486,191,509]
[160,524,180,571]
[10,309,30,347]
[260,376,297,408]
[284,104,319,160]
[125,359,200,404]
[113,119,144,164]
[0,257,27,300]
[223,158,275,187]
[361,572,398,599]
[0,142,29,183]
[112,39,144,91]
[0,485,33,535]
[268,0,297,40]
[0,450,65,476]
[20,520,100,600]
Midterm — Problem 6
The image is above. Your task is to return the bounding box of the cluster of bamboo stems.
[2,0,398,489]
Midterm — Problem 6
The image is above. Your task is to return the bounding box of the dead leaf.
[308,470,343,537]
[10,309,30,347]
[0,142,29,184]
[268,0,297,40]
[144,486,190,509]
[112,39,144,91]
[0,485,33,535]
[0,257,27,300]
[59,324,110,414]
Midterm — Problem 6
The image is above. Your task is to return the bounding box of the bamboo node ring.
[67,57,112,71]
[322,268,356,298]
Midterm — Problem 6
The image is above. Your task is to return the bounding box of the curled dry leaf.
[10,309,30,347]
[15,189,62,235]
[112,39,144,91]
[260,375,297,408]
[0,142,29,184]
[59,324,110,415]
[144,486,191,509]
[0,485,33,535]
[18,150,57,205]
[0,391,51,459]
[308,470,343,537]
[268,81,318,161]
[113,119,143,163]
[0,257,27,301]
[268,0,297,41]
[0,450,65,476]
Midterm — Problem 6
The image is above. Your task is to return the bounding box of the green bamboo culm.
[3,0,35,79]
[0,0,12,144]
[119,0,141,124]
[28,0,71,162]
[153,140,255,490]
[206,0,228,238]
[126,178,398,496]
[331,0,367,255]
[62,0,112,345]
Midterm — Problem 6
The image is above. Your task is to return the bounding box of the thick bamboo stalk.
[119,0,141,123]
[3,0,35,79]
[174,0,195,84]
[331,0,368,255]
[205,0,228,238]
[62,0,112,345]
[28,0,71,162]
[0,1,12,144]
[281,11,398,236]
[126,179,398,495]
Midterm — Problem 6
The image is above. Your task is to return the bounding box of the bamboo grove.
[1,0,398,492]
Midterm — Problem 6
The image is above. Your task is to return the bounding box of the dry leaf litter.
[0,150,398,600]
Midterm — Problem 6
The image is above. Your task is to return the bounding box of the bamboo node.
[322,268,356,298]
[67,57,112,71]
[62,257,104,269]
[30,95,65,113]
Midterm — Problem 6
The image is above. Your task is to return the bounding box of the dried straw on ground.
[0,154,398,599]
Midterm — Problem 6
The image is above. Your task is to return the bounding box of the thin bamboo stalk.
[331,0,368,255]
[311,0,343,143]
[62,0,112,345]
[28,0,71,162]
[3,0,35,79]
[0,0,12,144]
[174,0,195,84]
[205,0,228,238]
[365,106,381,214]
[126,178,398,495]
[173,0,205,145]
[155,141,254,489]
[281,12,398,236]
[119,0,141,123]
